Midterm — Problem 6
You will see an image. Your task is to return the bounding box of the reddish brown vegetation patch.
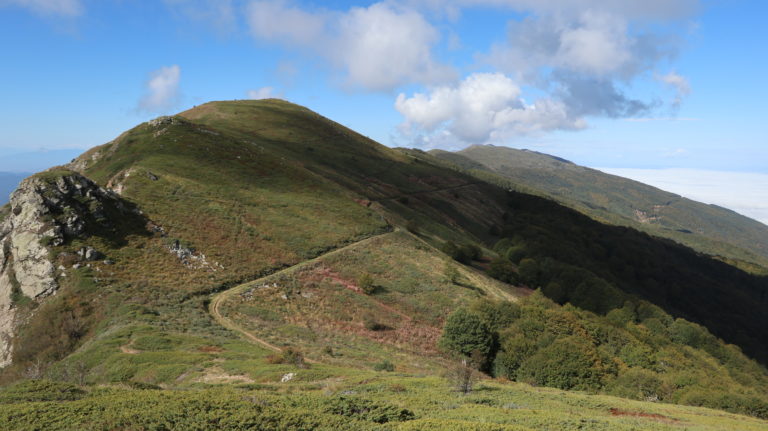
[295,265,442,354]
[331,320,441,355]
[310,266,360,292]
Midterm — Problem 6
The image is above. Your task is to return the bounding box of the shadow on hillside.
[496,190,768,365]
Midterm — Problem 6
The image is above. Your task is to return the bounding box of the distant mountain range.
[425,145,768,271]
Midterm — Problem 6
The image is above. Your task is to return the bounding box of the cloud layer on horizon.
[600,168,768,226]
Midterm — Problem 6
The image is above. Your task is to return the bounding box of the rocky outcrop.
[105,168,160,196]
[168,239,222,271]
[0,171,130,367]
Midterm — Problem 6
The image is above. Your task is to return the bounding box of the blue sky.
[0,0,766,220]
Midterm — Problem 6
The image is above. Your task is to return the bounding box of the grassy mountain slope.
[427,145,768,271]
[1,100,767,428]
[4,99,513,384]
[217,230,522,373]
[177,100,508,245]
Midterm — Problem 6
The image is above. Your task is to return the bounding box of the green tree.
[517,336,607,390]
[669,318,706,348]
[493,333,536,380]
[607,368,665,401]
[487,257,517,284]
[517,258,540,286]
[459,244,482,261]
[441,241,482,264]
[439,308,494,360]
[469,299,520,332]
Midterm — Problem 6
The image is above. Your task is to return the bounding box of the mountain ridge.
[426,144,768,271]
[0,100,766,428]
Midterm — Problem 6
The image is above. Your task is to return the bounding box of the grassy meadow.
[1,373,767,430]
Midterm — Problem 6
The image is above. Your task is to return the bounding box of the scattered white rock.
[281,372,295,383]
[168,239,214,271]
[78,246,104,261]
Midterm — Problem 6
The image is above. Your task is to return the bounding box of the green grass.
[0,375,766,430]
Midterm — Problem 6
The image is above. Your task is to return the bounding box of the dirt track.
[208,231,398,363]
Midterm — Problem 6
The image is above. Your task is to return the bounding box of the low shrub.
[446,356,481,394]
[364,317,389,331]
[266,348,308,368]
[0,379,86,403]
[441,242,482,264]
[324,396,415,424]
[127,381,162,390]
[358,274,376,295]
[373,360,395,372]
[607,368,665,401]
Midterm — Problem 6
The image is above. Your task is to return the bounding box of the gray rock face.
[0,172,125,367]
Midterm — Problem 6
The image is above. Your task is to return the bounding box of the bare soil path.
[208,231,399,363]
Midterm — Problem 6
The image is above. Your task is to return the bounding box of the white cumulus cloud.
[138,65,181,113]
[486,10,680,81]
[246,86,282,100]
[391,0,698,148]
[396,73,585,146]
[246,1,454,91]
[1,0,82,16]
